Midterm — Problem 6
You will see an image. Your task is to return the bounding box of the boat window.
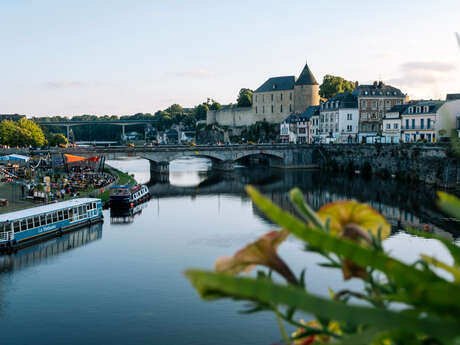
[27,217,34,229]
[70,208,74,219]
[64,209,69,219]
[0,223,3,232]
[52,212,58,223]
[40,214,46,225]
[14,221,20,233]
[34,216,40,227]
[78,206,83,215]
[47,214,52,224]
[93,202,96,209]
[21,219,27,231]
[58,211,63,221]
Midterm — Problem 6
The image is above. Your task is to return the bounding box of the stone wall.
[294,84,319,113]
[253,89,294,123]
[318,144,460,188]
[206,107,256,126]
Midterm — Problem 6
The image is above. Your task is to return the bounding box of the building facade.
[401,101,443,143]
[208,61,320,127]
[382,104,409,143]
[319,92,359,143]
[355,82,406,142]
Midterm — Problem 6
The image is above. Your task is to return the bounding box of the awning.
[64,154,87,163]
[0,154,30,162]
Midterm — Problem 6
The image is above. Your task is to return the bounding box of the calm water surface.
[0,158,457,345]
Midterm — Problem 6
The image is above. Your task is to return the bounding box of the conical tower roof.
[295,61,318,85]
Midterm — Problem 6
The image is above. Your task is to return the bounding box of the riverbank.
[0,164,137,214]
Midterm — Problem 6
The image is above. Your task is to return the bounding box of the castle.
[207,62,320,127]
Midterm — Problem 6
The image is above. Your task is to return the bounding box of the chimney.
[373,81,378,87]
[378,81,384,88]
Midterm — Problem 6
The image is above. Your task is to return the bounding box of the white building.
[401,101,443,143]
[382,104,408,143]
[319,92,358,143]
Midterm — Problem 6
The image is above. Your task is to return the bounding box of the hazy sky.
[0,0,459,117]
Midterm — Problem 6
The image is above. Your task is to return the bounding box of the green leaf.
[437,192,460,221]
[245,186,460,314]
[185,270,459,342]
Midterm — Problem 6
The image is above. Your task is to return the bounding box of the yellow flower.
[317,200,391,240]
[292,319,341,344]
[215,229,297,284]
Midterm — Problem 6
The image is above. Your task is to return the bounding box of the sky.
[0,0,459,117]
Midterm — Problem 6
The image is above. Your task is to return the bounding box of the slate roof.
[255,76,295,93]
[300,106,320,120]
[387,104,410,114]
[446,93,460,101]
[401,100,444,115]
[352,82,404,97]
[295,62,318,85]
[322,92,357,109]
[281,113,300,124]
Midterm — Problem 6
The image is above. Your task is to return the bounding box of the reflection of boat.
[110,202,148,224]
[0,222,103,273]
[0,198,103,253]
[109,184,150,207]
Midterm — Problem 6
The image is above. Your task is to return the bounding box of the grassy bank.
[95,165,137,202]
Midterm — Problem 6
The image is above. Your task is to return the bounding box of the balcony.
[401,126,433,131]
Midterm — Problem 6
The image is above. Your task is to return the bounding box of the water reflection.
[0,223,103,273]
[110,203,148,224]
[146,166,458,239]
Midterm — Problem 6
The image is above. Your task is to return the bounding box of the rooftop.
[0,198,100,222]
[295,62,318,86]
[446,93,460,101]
[322,92,357,109]
[353,82,404,98]
[402,100,444,115]
[254,76,295,93]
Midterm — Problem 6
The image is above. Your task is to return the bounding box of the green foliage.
[0,119,46,147]
[237,88,253,107]
[239,121,278,142]
[193,103,209,121]
[46,133,68,147]
[209,101,222,110]
[187,184,460,344]
[319,75,356,99]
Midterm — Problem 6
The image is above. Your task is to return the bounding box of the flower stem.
[275,307,291,345]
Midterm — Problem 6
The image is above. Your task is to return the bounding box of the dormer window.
[416,106,421,113]
[408,107,413,114]
[372,91,375,95]
[393,91,397,95]
[386,91,390,95]
[423,106,429,112]
[364,91,368,95]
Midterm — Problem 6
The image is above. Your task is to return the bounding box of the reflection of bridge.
[146,169,459,238]
[37,120,158,140]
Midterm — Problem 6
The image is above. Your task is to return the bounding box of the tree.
[237,88,253,107]
[319,75,356,99]
[193,104,209,121]
[209,101,222,111]
[46,133,68,147]
[18,118,46,147]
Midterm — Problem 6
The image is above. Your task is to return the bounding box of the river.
[0,158,457,345]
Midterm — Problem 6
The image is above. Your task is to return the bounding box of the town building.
[279,105,319,144]
[309,111,320,143]
[208,61,320,127]
[382,104,409,143]
[401,101,444,143]
[319,92,359,143]
[354,82,407,143]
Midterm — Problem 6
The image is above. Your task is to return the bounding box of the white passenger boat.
[0,198,103,253]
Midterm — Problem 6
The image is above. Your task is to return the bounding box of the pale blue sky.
[0,0,459,116]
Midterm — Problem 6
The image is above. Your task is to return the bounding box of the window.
[412,119,415,129]
[271,105,274,113]
[416,106,421,113]
[289,104,292,112]
[64,209,69,219]
[394,123,398,129]
[372,101,377,110]
[34,216,39,227]
[386,100,391,108]
[93,202,96,209]
[262,106,265,113]
[69,208,74,220]
[14,221,20,233]
[47,214,52,224]
[78,206,83,215]
[27,217,33,229]
[427,118,431,129]
[408,107,413,114]
[347,113,352,120]
[52,212,57,223]
[40,214,46,225]
[424,106,429,112]
[21,219,27,231]
[289,93,292,100]
[420,118,424,129]
[262,95,265,102]
[280,93,283,100]
[386,124,391,129]
[255,106,258,114]
[347,125,353,132]
[406,119,409,128]
[280,105,283,112]
[58,211,63,221]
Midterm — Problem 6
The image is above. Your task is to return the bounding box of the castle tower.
[294,61,320,113]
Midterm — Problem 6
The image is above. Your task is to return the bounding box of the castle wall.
[252,90,294,123]
[207,107,256,126]
[294,84,320,113]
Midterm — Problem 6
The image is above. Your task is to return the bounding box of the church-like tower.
[294,62,320,113]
